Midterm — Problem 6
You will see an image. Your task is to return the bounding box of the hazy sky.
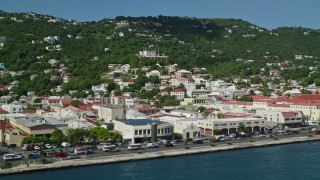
[1,0,319,30]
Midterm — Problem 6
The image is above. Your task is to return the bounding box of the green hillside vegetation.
[0,11,319,96]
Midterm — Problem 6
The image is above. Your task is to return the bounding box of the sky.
[0,0,319,30]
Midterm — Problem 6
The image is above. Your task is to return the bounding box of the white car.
[45,144,52,149]
[34,146,41,150]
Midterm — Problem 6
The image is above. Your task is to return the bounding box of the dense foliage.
[0,11,320,96]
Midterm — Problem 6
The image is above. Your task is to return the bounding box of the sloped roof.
[172,88,185,92]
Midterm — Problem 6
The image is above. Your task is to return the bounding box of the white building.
[2,104,23,114]
[256,109,305,128]
[174,123,201,139]
[92,104,125,122]
[170,110,204,119]
[171,89,185,100]
[197,117,265,136]
[114,119,173,143]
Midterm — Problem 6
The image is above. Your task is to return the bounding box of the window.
[165,128,167,133]
[143,130,146,135]
[147,130,151,134]
[158,129,160,134]
[139,130,142,135]
[161,129,164,134]
[135,130,138,135]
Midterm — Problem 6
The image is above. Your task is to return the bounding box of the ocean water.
[2,141,320,180]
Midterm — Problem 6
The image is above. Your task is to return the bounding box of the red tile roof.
[292,94,320,101]
[61,99,72,106]
[0,108,9,114]
[282,112,296,118]
[221,100,253,106]
[22,109,36,114]
[172,88,185,92]
[80,104,93,111]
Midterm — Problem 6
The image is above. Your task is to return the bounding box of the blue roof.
[119,119,165,126]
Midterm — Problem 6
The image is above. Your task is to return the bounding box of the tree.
[21,136,49,145]
[217,112,224,119]
[107,123,114,130]
[213,129,222,135]
[51,129,66,142]
[71,99,81,108]
[33,98,42,103]
[202,110,211,118]
[301,89,312,94]
[67,128,88,144]
[106,81,117,92]
[88,126,110,142]
[197,106,206,113]
[237,124,246,133]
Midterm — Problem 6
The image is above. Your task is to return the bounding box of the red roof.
[126,79,135,83]
[61,99,72,106]
[292,94,320,101]
[221,100,253,106]
[0,121,13,129]
[172,88,185,92]
[0,108,9,114]
[282,112,296,118]
[80,104,93,111]
[22,109,36,114]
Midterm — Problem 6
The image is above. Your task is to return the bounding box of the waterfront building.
[114,119,173,143]
[197,117,265,135]
[174,123,201,139]
[255,109,305,128]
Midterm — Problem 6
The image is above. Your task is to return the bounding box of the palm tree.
[237,124,246,133]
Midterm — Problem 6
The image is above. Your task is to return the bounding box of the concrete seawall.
[1,136,320,175]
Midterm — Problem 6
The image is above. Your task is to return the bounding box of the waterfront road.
[1,133,320,175]
[0,131,314,164]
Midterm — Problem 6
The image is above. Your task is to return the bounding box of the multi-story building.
[197,117,265,136]
[171,88,185,100]
[256,110,305,128]
[114,119,173,143]
[92,104,125,122]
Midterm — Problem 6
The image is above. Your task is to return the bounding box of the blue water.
[2,141,320,180]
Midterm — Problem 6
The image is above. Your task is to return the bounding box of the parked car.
[158,140,168,145]
[28,152,40,159]
[193,139,203,144]
[53,152,69,157]
[22,145,34,151]
[67,154,80,159]
[102,145,119,152]
[74,147,94,155]
[41,150,54,157]
[34,146,41,150]
[3,154,23,161]
[146,143,159,149]
[45,144,52,149]
[164,141,175,147]
[61,142,71,148]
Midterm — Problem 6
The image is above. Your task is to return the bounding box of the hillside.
[0,11,320,96]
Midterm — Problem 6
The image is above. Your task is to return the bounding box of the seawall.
[1,135,319,175]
